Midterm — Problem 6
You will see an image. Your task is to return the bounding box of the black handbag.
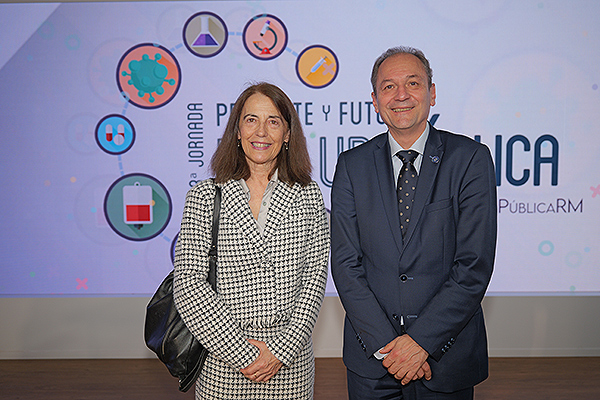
[144,184,221,392]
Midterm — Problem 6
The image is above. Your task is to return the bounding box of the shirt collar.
[388,123,429,156]
[238,169,279,197]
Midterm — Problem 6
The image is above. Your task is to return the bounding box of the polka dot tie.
[396,150,419,239]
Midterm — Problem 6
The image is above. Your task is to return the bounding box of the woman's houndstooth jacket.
[173,178,330,399]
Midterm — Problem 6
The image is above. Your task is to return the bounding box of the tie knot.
[397,150,418,164]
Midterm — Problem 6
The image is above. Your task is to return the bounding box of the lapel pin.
[429,155,440,164]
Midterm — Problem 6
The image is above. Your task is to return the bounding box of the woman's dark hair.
[210,82,312,186]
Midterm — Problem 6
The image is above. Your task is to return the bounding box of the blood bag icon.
[122,182,153,225]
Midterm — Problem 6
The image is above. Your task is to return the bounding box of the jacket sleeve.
[330,152,400,357]
[409,143,497,362]
[173,182,259,370]
[267,182,330,366]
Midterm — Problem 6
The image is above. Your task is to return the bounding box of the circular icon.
[89,39,135,107]
[95,114,135,155]
[538,240,554,256]
[296,45,339,88]
[73,174,127,246]
[104,173,172,241]
[67,113,99,154]
[183,11,228,58]
[565,251,582,268]
[243,14,288,61]
[116,43,181,109]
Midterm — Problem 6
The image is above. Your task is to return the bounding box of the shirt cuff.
[373,347,386,360]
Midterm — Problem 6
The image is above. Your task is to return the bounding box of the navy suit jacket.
[330,125,497,393]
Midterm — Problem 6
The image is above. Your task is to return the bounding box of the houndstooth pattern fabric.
[173,178,330,399]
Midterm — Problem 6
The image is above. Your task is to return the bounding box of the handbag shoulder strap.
[207,181,221,290]
[210,183,221,250]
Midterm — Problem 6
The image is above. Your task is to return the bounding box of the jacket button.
[400,274,408,282]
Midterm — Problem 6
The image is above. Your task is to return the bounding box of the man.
[330,46,497,399]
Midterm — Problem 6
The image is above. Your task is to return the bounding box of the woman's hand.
[240,339,283,382]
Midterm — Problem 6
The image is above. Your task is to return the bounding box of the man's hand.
[380,335,432,385]
[240,339,283,382]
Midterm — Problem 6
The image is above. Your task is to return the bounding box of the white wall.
[1,295,599,359]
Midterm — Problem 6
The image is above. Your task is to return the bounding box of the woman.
[173,82,330,399]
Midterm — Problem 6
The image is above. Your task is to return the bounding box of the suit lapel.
[221,179,300,254]
[262,181,300,242]
[404,125,445,245]
[222,181,267,254]
[373,136,404,253]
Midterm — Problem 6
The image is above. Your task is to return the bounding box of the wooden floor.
[1,357,599,399]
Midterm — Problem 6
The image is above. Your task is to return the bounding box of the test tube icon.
[114,124,125,146]
[105,124,113,142]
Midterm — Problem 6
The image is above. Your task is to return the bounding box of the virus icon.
[117,44,181,109]
[121,53,176,103]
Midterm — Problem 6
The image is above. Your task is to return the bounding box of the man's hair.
[370,46,433,94]
[210,82,312,186]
